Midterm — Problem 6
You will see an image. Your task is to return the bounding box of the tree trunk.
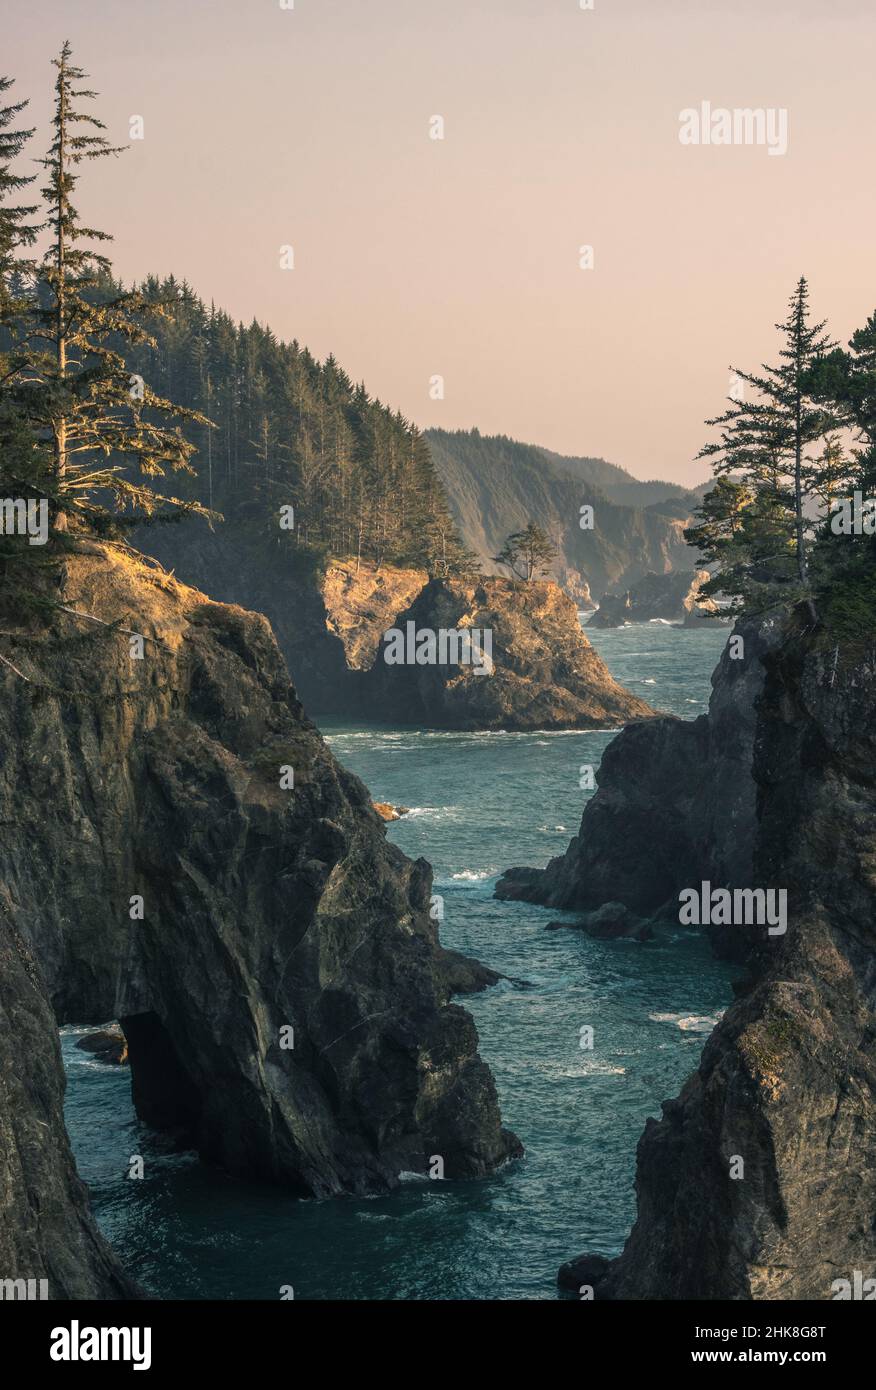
[53,54,68,532]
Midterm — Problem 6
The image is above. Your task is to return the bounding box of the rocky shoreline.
[500,612,876,1299]
[0,543,520,1297]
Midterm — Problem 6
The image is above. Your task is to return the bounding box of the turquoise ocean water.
[61,622,735,1300]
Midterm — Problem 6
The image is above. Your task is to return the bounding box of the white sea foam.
[649,1011,723,1032]
[539,1059,627,1078]
[64,1057,121,1073]
[677,1014,722,1032]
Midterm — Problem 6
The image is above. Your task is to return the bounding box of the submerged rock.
[557,1253,611,1296]
[372,802,411,822]
[75,1026,128,1065]
[545,903,653,941]
[0,542,520,1294]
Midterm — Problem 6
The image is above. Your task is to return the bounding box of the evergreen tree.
[0,74,39,318]
[806,434,852,514]
[687,278,839,614]
[0,75,44,574]
[807,311,876,494]
[494,522,557,581]
[803,312,876,634]
[23,42,211,535]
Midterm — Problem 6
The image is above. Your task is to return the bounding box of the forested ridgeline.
[426,427,699,600]
[124,277,473,575]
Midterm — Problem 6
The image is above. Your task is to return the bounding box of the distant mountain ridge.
[426,428,709,602]
[538,446,709,512]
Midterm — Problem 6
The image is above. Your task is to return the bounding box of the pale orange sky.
[6,0,875,486]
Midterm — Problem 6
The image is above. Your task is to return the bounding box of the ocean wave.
[63,1057,123,1073]
[649,1011,723,1032]
[536,1059,627,1079]
[60,1023,116,1037]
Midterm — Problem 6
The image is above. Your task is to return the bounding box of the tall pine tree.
[688,277,839,615]
[25,42,211,535]
[0,74,44,570]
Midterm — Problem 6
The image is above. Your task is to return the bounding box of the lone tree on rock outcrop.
[493,522,557,582]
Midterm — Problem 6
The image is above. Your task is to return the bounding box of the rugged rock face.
[131,521,356,715]
[365,576,657,730]
[556,569,596,610]
[133,521,653,730]
[0,923,138,1299]
[552,616,876,1299]
[497,616,777,929]
[589,569,721,629]
[0,543,519,1294]
[321,560,428,668]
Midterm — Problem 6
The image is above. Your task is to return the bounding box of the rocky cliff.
[497,616,779,932]
[362,576,656,730]
[132,522,653,730]
[534,614,876,1299]
[0,922,138,1299]
[0,543,519,1296]
[589,569,722,629]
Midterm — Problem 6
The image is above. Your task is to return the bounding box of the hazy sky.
[6,0,875,485]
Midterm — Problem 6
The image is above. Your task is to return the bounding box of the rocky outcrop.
[589,569,722,629]
[321,561,428,668]
[497,616,779,933]
[372,803,411,822]
[133,521,653,731]
[546,903,653,942]
[0,543,519,1294]
[130,522,356,714]
[76,1026,129,1065]
[364,576,657,730]
[549,614,876,1299]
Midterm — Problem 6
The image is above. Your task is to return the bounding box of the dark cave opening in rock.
[120,1011,202,1144]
